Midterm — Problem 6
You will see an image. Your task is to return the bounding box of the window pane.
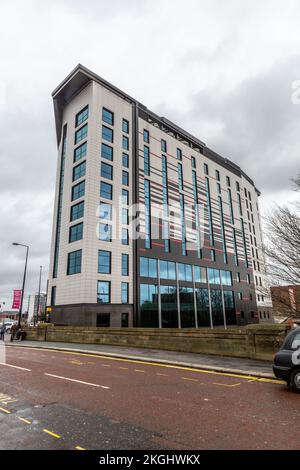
[102,125,113,143]
[76,106,88,127]
[122,254,129,276]
[161,285,178,328]
[99,202,112,220]
[122,136,129,150]
[98,250,111,274]
[140,283,159,327]
[101,162,113,180]
[73,161,86,181]
[71,201,84,221]
[121,282,129,303]
[101,143,113,161]
[72,181,85,201]
[99,223,112,241]
[179,287,195,327]
[102,108,114,126]
[100,181,112,200]
[67,250,82,275]
[75,124,88,144]
[122,189,129,205]
[149,258,157,278]
[74,142,87,162]
[122,208,129,225]
[143,129,149,143]
[140,257,148,277]
[122,170,129,186]
[160,260,168,279]
[97,281,110,303]
[69,222,83,243]
[122,228,129,245]
[122,152,129,167]
[122,119,129,134]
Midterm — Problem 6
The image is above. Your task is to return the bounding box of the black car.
[273,326,300,392]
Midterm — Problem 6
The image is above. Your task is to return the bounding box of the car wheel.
[290,369,300,393]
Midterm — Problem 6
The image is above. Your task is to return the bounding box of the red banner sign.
[12,289,22,309]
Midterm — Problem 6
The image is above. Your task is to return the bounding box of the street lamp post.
[12,243,29,329]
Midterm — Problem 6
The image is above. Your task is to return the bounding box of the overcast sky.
[0,0,299,311]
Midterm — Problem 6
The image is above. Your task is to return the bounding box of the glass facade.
[179,288,195,328]
[196,288,210,327]
[140,284,158,327]
[160,285,178,328]
[210,289,223,326]
[140,257,157,278]
[160,260,176,280]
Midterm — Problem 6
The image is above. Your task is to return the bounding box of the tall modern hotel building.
[47,64,272,328]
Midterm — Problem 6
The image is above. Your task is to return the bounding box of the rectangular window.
[204,163,209,175]
[122,135,129,151]
[73,161,86,181]
[144,179,151,249]
[99,223,112,242]
[194,266,207,283]
[122,254,129,276]
[178,163,183,191]
[159,260,176,280]
[140,257,158,278]
[191,156,196,168]
[161,139,167,153]
[98,250,111,274]
[178,263,192,282]
[74,142,87,162]
[220,270,232,286]
[122,152,129,168]
[205,177,214,246]
[102,108,114,126]
[102,125,113,143]
[210,249,216,261]
[226,176,231,187]
[70,201,84,221]
[236,181,240,192]
[143,129,149,143]
[121,282,129,303]
[69,222,83,243]
[122,228,129,245]
[215,169,220,181]
[67,249,82,275]
[51,286,56,306]
[75,105,88,127]
[101,162,113,180]
[101,143,113,161]
[177,148,182,161]
[122,189,129,205]
[144,146,150,176]
[97,281,110,303]
[99,202,112,220]
[122,119,129,134]
[100,181,112,200]
[75,124,88,145]
[208,268,221,285]
[122,208,129,225]
[72,181,85,201]
[122,170,129,186]
[97,313,110,327]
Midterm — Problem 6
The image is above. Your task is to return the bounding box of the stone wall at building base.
[24,324,291,361]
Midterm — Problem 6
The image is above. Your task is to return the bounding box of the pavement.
[0,341,298,450]
[7,339,275,378]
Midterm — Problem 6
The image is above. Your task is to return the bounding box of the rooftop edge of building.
[52,63,260,196]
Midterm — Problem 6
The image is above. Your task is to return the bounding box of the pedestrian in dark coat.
[0,324,5,341]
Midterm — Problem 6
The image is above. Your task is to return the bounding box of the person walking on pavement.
[10,322,17,342]
[0,324,5,341]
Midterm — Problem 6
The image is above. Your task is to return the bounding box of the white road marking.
[0,362,31,372]
[44,373,110,389]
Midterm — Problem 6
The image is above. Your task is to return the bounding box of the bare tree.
[262,176,300,317]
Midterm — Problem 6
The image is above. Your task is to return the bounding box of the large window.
[208,268,220,285]
[99,202,112,220]
[75,124,88,144]
[140,284,158,327]
[221,270,232,286]
[210,289,224,327]
[223,290,236,325]
[140,257,157,278]
[73,161,86,181]
[179,287,195,328]
[72,181,85,201]
[101,162,113,180]
[102,108,114,126]
[121,282,129,303]
[144,146,150,176]
[69,222,83,243]
[178,263,193,282]
[100,181,112,200]
[194,266,207,283]
[75,105,88,127]
[122,254,129,276]
[74,142,87,162]
[101,143,113,161]
[159,260,176,280]
[97,281,110,303]
[196,288,211,327]
[98,250,111,274]
[99,223,112,241]
[67,250,82,275]
[102,125,113,143]
[70,201,84,221]
[160,285,178,328]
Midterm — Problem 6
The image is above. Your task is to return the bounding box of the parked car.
[273,326,300,392]
[2,321,14,334]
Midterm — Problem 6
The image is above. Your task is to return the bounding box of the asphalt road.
[0,344,299,450]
